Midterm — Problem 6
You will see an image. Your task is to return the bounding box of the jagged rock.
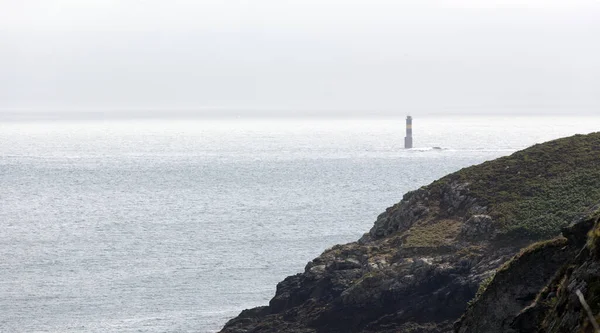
[368,188,431,239]
[307,264,326,277]
[329,258,362,270]
[441,182,473,215]
[459,215,495,240]
[367,181,478,241]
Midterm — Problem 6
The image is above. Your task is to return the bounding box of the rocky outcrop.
[456,208,600,333]
[365,180,481,242]
[366,187,432,240]
[454,238,577,333]
[459,214,495,241]
[219,133,600,333]
[220,180,517,333]
[511,210,600,333]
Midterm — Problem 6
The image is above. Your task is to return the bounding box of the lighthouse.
[404,116,413,149]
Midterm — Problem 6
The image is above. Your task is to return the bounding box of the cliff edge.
[220,132,600,333]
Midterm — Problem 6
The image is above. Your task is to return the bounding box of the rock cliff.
[219,132,600,333]
[456,206,600,333]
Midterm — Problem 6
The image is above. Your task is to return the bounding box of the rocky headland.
[220,132,600,333]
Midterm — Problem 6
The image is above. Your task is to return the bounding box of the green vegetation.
[467,273,495,307]
[403,219,461,248]
[441,133,600,240]
[456,245,485,260]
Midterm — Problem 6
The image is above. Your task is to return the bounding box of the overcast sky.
[1,0,599,116]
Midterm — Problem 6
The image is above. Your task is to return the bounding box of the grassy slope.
[437,132,600,240]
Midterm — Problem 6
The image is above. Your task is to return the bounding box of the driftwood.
[576,289,600,333]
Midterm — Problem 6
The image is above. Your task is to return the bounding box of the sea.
[1,115,598,333]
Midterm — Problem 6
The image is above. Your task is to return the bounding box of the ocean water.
[1,116,598,332]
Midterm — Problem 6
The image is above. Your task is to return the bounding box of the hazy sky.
[1,0,599,116]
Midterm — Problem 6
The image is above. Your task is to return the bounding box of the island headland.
[220,132,600,333]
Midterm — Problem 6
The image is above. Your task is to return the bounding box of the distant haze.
[1,0,599,116]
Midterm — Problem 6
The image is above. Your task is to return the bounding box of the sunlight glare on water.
[0,116,598,332]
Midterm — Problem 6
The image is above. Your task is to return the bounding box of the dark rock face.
[510,213,600,333]
[454,238,577,333]
[219,133,600,333]
[457,210,600,333]
[532,256,600,333]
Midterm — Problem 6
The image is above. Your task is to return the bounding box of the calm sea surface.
[1,116,598,332]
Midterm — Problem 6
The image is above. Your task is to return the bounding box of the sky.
[1,0,600,117]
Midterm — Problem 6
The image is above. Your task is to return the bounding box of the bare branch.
[576,289,600,333]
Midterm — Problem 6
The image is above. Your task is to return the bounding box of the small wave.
[408,147,448,151]
[408,147,519,153]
